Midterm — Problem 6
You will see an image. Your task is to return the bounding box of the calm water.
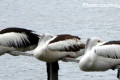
[0,0,120,80]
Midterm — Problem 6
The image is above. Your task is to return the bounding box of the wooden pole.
[47,61,59,80]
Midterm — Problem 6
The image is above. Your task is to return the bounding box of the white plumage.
[34,33,85,62]
[0,27,40,56]
[0,32,29,47]
[79,37,120,71]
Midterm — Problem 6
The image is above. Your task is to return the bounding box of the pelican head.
[86,37,103,50]
[34,33,54,60]
[38,33,53,44]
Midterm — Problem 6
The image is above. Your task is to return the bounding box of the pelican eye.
[50,36,53,38]
[98,40,101,42]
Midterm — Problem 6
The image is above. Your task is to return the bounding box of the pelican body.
[0,27,40,55]
[79,37,120,71]
[34,33,85,62]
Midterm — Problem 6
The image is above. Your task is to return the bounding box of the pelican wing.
[0,28,39,48]
[0,32,30,47]
[94,45,120,59]
[48,39,85,52]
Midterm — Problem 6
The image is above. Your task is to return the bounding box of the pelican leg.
[112,65,120,79]
[117,69,120,79]
[61,57,79,63]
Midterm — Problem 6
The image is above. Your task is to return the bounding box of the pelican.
[79,37,120,71]
[34,33,85,62]
[0,27,40,56]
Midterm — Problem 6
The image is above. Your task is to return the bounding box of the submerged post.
[47,61,59,80]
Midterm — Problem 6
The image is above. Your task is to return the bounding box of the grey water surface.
[0,0,120,80]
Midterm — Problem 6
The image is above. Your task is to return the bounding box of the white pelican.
[79,37,120,71]
[34,33,85,62]
[0,27,40,56]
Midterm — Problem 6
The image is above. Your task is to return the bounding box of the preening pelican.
[0,27,40,56]
[79,37,120,71]
[34,33,85,62]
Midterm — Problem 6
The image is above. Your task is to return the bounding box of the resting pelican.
[34,33,85,62]
[79,37,120,71]
[0,27,40,56]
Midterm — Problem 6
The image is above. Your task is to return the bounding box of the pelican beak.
[100,40,104,42]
